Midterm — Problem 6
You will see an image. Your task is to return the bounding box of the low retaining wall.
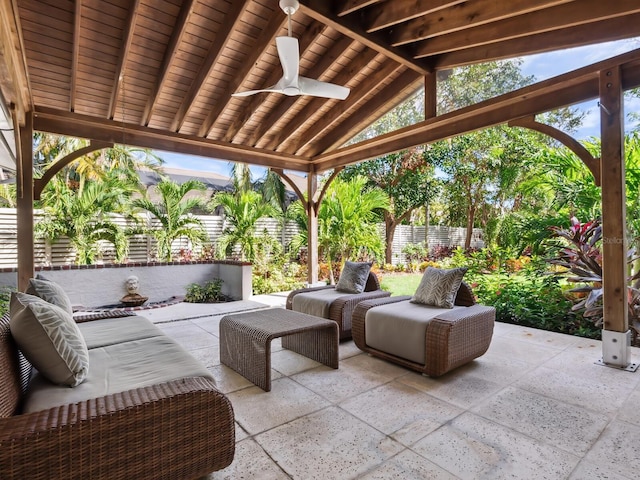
[0,260,252,308]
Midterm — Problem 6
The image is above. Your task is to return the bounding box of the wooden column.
[306,173,319,285]
[600,65,631,367]
[16,111,34,291]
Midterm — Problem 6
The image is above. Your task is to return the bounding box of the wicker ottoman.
[219,308,339,391]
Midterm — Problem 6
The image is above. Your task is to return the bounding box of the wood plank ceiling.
[8,0,640,173]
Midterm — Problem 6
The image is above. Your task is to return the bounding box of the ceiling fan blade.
[275,36,299,87]
[298,76,350,100]
[232,79,285,97]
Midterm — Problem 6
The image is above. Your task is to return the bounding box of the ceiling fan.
[232,0,350,100]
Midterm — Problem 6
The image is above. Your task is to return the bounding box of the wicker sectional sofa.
[0,310,235,479]
[352,282,495,376]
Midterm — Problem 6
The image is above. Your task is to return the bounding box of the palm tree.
[290,176,390,282]
[211,189,277,262]
[132,178,208,261]
[37,174,136,264]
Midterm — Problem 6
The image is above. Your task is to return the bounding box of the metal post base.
[596,329,639,372]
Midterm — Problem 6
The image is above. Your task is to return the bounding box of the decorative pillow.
[335,261,372,294]
[411,266,468,309]
[10,292,89,387]
[26,276,73,315]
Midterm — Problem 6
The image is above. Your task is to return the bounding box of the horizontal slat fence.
[0,208,481,268]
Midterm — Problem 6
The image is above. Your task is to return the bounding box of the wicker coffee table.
[219,308,339,391]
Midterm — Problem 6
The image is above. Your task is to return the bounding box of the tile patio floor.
[150,299,640,480]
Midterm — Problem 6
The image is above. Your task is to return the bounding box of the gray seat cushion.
[291,289,353,318]
[78,315,163,349]
[365,300,462,364]
[23,335,214,413]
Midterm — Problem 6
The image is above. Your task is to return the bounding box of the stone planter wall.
[0,260,252,308]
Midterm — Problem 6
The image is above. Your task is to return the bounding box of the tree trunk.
[465,204,475,250]
[384,213,397,265]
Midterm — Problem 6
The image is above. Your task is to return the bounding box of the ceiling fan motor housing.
[279,0,299,15]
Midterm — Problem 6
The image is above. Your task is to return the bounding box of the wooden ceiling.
[2,0,640,173]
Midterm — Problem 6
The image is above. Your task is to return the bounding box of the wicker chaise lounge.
[287,269,390,340]
[0,309,235,479]
[352,281,495,376]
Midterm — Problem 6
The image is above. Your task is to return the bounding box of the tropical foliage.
[211,189,277,262]
[37,174,138,264]
[132,178,208,262]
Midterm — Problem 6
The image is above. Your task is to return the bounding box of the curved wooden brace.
[271,168,305,202]
[508,116,601,186]
[271,166,344,211]
[33,141,113,200]
[315,167,343,208]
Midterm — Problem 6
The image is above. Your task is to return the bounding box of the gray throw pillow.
[10,292,89,387]
[335,261,372,294]
[411,267,468,309]
[26,276,73,315]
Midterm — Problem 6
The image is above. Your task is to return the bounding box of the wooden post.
[424,72,436,119]
[16,111,34,291]
[599,65,632,368]
[307,173,319,285]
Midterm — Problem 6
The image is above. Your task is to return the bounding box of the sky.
[158,37,640,176]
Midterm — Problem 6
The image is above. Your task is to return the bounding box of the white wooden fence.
[0,208,482,268]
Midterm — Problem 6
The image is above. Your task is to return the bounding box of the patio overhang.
[1,0,639,369]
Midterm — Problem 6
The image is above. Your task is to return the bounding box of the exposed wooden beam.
[250,36,359,148]
[107,0,140,120]
[337,0,383,17]
[283,60,404,155]
[414,0,640,59]
[262,47,378,151]
[141,0,196,126]
[305,69,421,157]
[433,14,640,70]
[198,13,286,138]
[298,0,431,75]
[170,0,249,132]
[366,0,465,33]
[69,0,81,111]
[312,49,640,171]
[390,0,569,45]
[425,72,436,119]
[222,21,327,143]
[33,107,312,172]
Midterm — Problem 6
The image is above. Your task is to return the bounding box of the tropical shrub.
[547,217,640,343]
[0,285,14,316]
[184,279,224,303]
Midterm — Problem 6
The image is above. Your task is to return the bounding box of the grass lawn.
[379,273,422,296]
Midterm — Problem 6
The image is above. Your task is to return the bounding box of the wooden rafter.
[337,0,383,17]
[222,22,327,143]
[107,0,140,120]
[69,0,81,111]
[141,0,196,126]
[390,0,569,46]
[169,0,249,132]
[298,0,431,75]
[413,0,640,59]
[198,13,286,138]
[365,0,465,33]
[304,69,421,157]
[282,60,405,155]
[249,36,358,148]
[433,14,640,70]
